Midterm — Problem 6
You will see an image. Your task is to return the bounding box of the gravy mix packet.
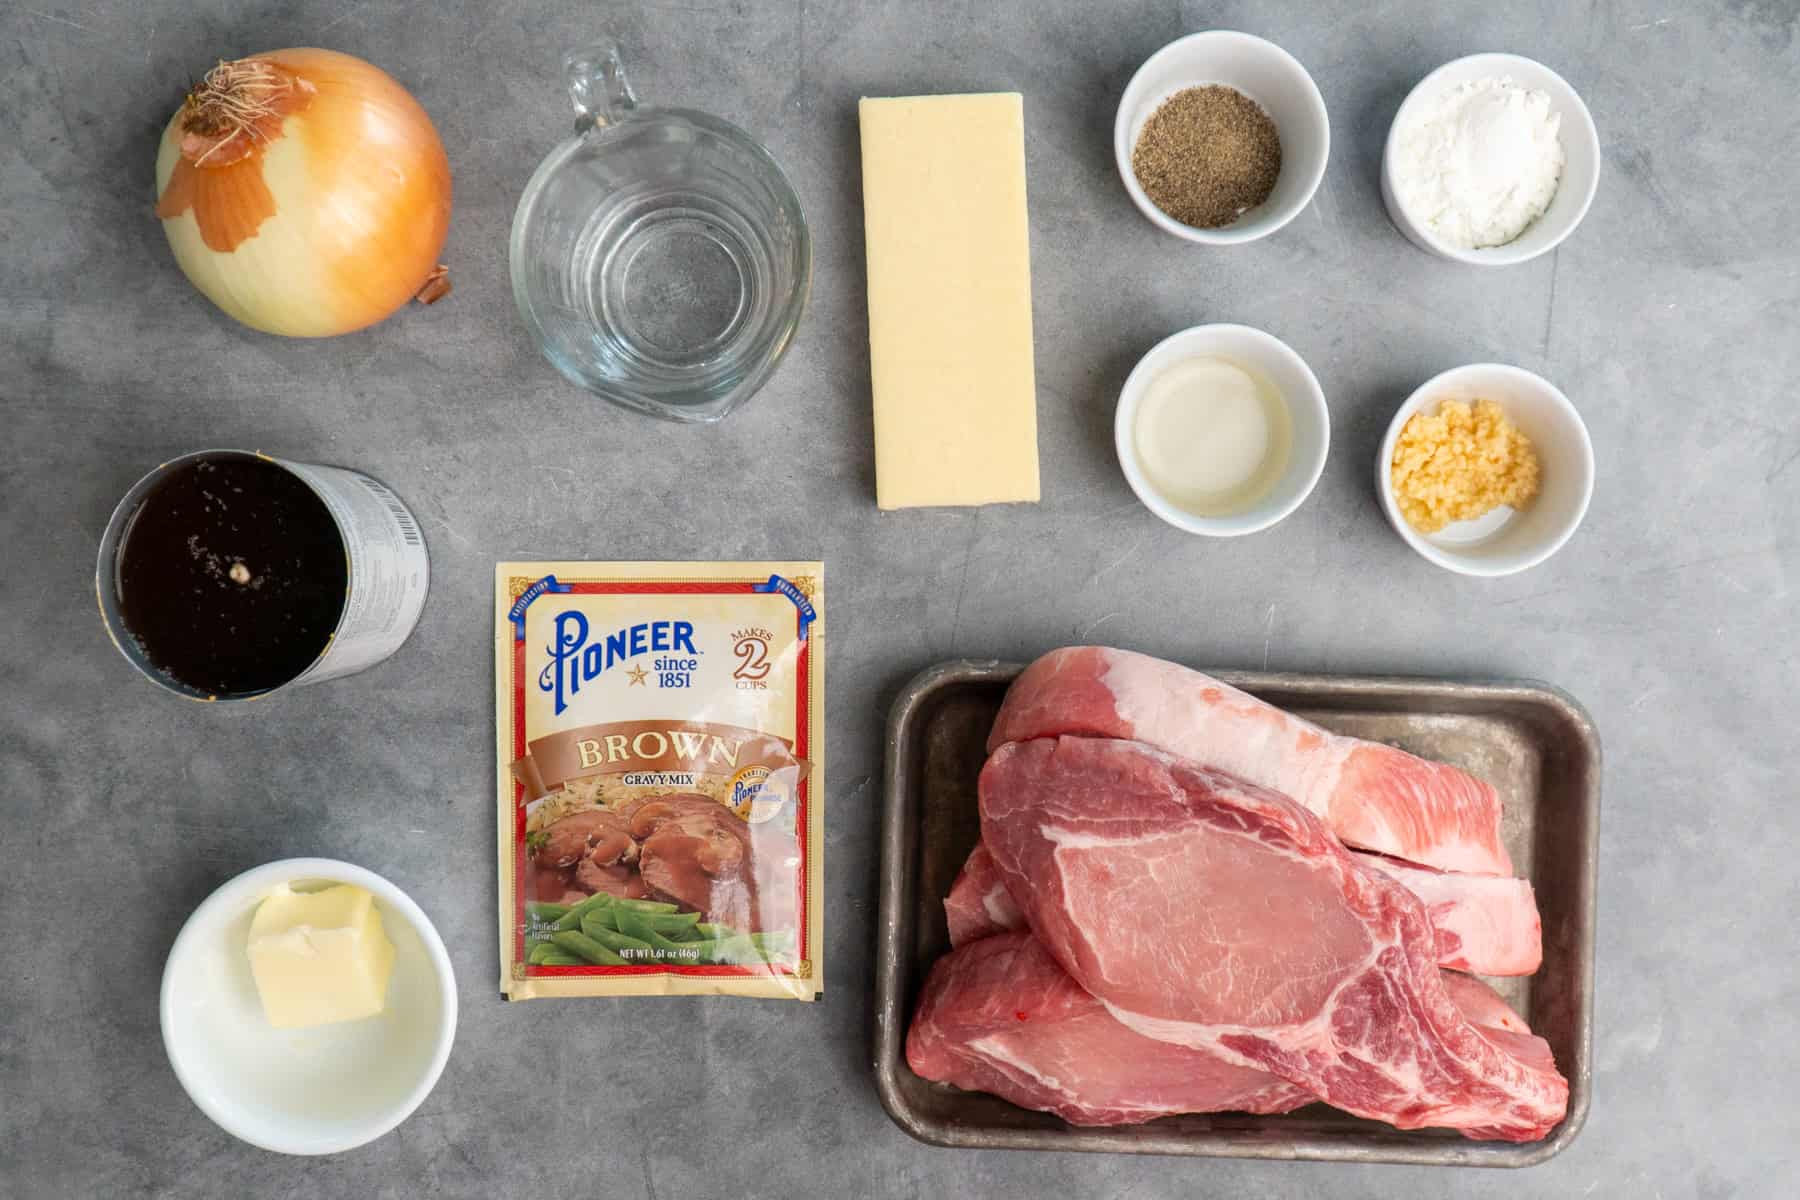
[496,562,823,1000]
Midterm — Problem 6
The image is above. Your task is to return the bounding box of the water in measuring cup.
[512,100,810,421]
[551,182,792,416]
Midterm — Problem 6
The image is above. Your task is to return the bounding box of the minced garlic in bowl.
[1390,398,1540,533]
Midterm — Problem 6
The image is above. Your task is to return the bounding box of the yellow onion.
[154,49,452,337]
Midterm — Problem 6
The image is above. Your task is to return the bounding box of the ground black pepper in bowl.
[1131,85,1282,229]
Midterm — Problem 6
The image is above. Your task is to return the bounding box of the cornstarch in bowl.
[1391,76,1564,250]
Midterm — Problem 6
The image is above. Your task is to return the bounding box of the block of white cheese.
[859,93,1039,509]
[247,882,396,1029]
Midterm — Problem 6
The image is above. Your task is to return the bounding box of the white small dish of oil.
[1116,324,1328,537]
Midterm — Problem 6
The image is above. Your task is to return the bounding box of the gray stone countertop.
[3,1,1795,1197]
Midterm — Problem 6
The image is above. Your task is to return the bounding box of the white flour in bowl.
[1392,76,1564,250]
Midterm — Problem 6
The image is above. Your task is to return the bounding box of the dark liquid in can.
[115,456,348,696]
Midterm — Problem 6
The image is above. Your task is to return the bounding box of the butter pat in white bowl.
[160,859,455,1155]
[247,882,396,1029]
[1116,324,1329,536]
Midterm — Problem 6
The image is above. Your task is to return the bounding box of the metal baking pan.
[873,659,1599,1166]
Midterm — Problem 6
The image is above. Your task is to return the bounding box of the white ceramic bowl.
[1114,31,1330,244]
[160,859,457,1155]
[1381,53,1600,265]
[1377,363,1594,576]
[1116,324,1329,536]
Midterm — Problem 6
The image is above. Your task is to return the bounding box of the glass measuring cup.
[510,44,811,423]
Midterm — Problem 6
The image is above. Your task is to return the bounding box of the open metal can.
[96,449,429,701]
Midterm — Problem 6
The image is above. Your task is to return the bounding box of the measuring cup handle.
[565,43,638,130]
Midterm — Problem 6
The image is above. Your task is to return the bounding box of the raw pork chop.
[908,930,1550,1127]
[943,843,1024,946]
[978,735,1567,1141]
[989,647,1511,875]
[1438,970,1532,1037]
[906,931,1315,1125]
[1351,852,1541,975]
[946,840,1541,976]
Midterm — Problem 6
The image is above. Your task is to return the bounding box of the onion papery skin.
[154,48,452,338]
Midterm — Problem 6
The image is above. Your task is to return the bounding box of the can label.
[276,459,430,687]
